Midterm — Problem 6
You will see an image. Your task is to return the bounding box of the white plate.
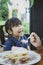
[0,51,41,65]
[19,51,41,65]
[0,51,12,65]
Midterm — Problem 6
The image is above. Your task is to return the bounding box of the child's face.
[9,25,24,38]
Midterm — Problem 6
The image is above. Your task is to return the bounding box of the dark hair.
[5,18,22,33]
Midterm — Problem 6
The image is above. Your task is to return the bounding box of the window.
[0,0,30,34]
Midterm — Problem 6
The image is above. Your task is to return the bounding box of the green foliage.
[0,0,11,21]
[12,10,18,17]
[22,22,30,34]
[0,4,8,20]
[1,0,8,3]
[30,0,34,8]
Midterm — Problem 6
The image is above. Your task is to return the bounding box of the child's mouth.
[18,30,23,33]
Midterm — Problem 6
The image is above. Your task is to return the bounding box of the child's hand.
[11,46,18,50]
[20,39,28,44]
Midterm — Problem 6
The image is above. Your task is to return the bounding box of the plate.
[0,51,41,65]
[19,51,41,65]
[0,51,12,65]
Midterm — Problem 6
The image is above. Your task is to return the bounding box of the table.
[34,50,43,65]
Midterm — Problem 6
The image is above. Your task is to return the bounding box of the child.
[2,18,30,51]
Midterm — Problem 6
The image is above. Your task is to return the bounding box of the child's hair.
[5,18,22,33]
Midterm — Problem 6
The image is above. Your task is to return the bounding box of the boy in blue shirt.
[1,18,30,51]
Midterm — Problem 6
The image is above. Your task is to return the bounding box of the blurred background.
[0,0,34,34]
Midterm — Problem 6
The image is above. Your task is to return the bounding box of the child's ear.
[8,30,12,35]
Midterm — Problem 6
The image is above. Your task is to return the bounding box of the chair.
[0,25,5,44]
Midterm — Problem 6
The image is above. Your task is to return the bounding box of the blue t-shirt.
[3,35,30,51]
